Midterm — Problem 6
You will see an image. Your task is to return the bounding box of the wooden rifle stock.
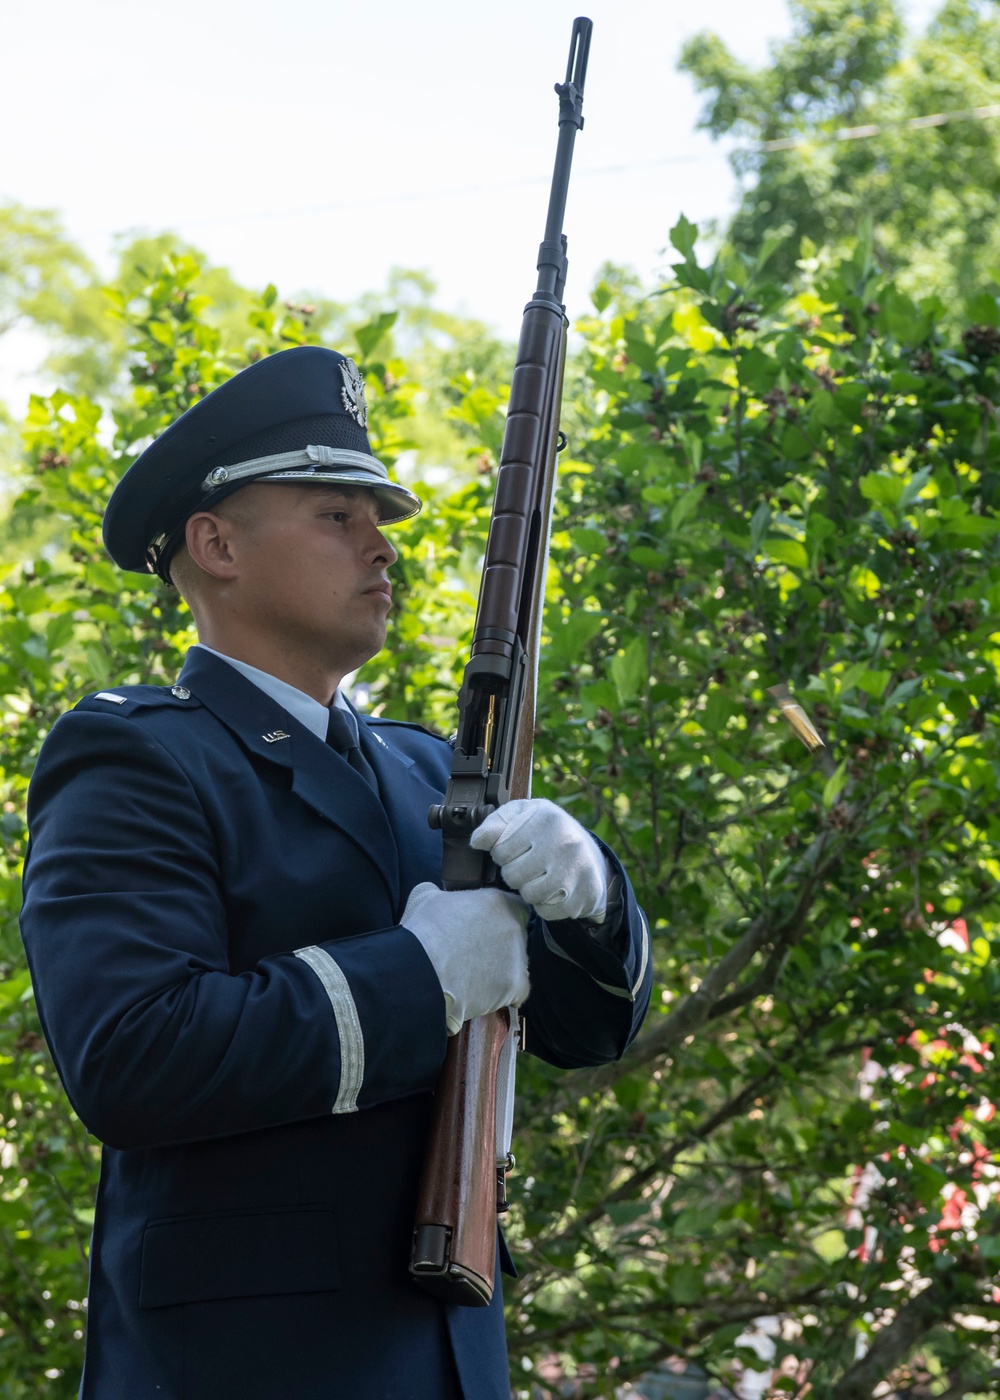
[410,17,592,1308]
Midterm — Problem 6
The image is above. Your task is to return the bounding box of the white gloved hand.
[401,882,530,1035]
[469,798,608,923]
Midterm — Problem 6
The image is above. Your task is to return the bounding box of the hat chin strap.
[200,444,393,494]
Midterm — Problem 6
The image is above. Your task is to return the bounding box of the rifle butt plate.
[409,1225,493,1306]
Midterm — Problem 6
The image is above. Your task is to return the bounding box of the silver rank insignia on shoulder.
[263,730,291,743]
[339,358,368,429]
[95,691,127,705]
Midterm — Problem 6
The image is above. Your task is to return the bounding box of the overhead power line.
[74,101,1000,240]
[760,102,1000,152]
[78,152,731,240]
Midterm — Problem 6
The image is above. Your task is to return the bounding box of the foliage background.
[680,0,1000,316]
[2,3,1000,1397]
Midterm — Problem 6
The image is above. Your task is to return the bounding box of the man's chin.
[333,630,387,677]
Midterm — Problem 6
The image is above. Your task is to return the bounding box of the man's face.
[214,481,398,677]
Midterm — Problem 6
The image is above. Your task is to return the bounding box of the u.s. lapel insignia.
[373,732,388,748]
[263,730,291,743]
[339,358,368,428]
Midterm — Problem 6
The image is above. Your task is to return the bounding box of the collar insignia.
[339,358,368,429]
[263,730,291,743]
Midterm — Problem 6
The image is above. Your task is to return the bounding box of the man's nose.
[367,526,398,567]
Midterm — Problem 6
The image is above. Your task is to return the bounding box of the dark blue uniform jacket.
[20,648,651,1400]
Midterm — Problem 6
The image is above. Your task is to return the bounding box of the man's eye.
[326,511,349,523]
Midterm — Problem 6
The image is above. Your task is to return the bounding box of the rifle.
[409,16,593,1308]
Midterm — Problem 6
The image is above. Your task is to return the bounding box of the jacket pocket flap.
[139,1207,341,1309]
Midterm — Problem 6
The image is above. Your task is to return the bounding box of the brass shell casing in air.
[767,684,825,752]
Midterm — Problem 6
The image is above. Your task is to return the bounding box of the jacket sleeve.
[521,838,652,1070]
[20,710,449,1152]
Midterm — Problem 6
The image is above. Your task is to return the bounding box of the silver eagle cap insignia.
[339,357,368,429]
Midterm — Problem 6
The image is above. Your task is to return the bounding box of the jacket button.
[171,686,191,700]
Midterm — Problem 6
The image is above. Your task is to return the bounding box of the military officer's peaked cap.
[103,345,422,580]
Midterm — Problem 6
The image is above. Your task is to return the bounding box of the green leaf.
[838,662,868,696]
[782,424,813,460]
[606,1202,648,1227]
[859,472,904,511]
[886,676,923,708]
[669,1264,704,1304]
[806,512,837,547]
[755,232,785,273]
[623,321,659,373]
[591,281,612,313]
[966,293,1000,329]
[669,215,698,260]
[855,670,891,700]
[750,503,771,553]
[765,537,809,572]
[879,289,930,345]
[941,512,1000,541]
[628,546,667,570]
[900,467,932,511]
[570,527,606,557]
[0,970,31,1008]
[823,761,848,809]
[738,347,777,394]
[354,310,397,357]
[704,688,734,732]
[46,612,77,653]
[610,636,647,706]
[713,748,744,780]
[548,610,604,662]
[813,1228,848,1262]
[670,484,706,532]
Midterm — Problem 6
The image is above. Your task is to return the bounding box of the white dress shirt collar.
[192,643,350,743]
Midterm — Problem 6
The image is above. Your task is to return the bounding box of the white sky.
[1,0,942,385]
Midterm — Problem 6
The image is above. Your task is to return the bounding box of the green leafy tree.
[0,203,96,346]
[681,0,1000,314]
[496,221,1000,1397]
[2,237,1000,1397]
[0,203,513,527]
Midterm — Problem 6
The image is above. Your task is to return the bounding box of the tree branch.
[561,826,838,1097]
[524,1004,883,1283]
[829,1277,954,1400]
[523,1068,779,1274]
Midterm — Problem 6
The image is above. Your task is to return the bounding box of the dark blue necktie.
[326,706,379,795]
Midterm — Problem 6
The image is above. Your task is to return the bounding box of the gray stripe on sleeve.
[632,912,650,1000]
[540,909,650,1003]
[294,946,365,1112]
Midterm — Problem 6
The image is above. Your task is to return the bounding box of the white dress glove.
[469,798,608,923]
[401,882,530,1035]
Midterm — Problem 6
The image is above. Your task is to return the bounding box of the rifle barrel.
[534,16,592,307]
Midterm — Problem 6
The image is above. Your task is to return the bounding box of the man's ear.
[184,511,240,581]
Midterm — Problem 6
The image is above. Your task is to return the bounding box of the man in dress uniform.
[20,345,651,1400]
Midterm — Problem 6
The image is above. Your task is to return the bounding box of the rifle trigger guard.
[495,1153,516,1215]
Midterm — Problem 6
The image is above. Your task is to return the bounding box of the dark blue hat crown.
[103,346,421,580]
